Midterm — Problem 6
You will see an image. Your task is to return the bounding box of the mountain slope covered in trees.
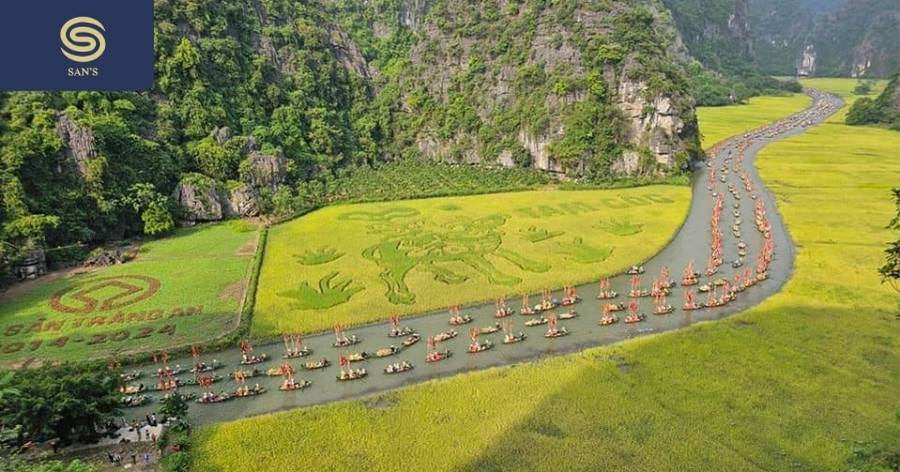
[0,0,705,277]
[750,0,900,77]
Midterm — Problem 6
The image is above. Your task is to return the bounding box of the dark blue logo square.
[0,0,153,91]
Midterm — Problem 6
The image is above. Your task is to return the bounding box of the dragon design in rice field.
[363,214,549,305]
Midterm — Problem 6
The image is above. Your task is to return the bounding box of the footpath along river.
[122,89,844,426]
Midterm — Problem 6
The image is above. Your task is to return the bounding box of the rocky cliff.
[350,0,700,177]
[750,0,900,77]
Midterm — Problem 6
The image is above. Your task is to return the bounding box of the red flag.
[339,355,348,368]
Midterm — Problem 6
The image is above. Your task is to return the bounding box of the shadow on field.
[457,303,900,471]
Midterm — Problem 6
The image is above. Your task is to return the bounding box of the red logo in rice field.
[49,275,161,315]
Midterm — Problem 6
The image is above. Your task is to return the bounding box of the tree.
[0,364,122,446]
[124,184,175,236]
[879,188,900,291]
[159,393,188,424]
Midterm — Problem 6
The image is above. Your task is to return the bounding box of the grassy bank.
[190,80,899,471]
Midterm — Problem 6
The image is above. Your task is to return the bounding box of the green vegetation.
[880,189,900,283]
[158,394,193,472]
[254,187,689,336]
[696,93,812,147]
[847,72,900,130]
[189,79,899,471]
[0,223,256,366]
[0,0,707,279]
[0,363,120,447]
[303,160,550,208]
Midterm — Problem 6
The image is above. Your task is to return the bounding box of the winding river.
[123,89,845,426]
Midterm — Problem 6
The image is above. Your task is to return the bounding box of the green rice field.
[0,223,258,366]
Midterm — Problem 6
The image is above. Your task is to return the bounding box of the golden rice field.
[253,187,690,337]
[189,79,899,471]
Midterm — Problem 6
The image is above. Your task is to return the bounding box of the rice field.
[0,223,258,366]
[253,186,690,337]
[189,79,900,471]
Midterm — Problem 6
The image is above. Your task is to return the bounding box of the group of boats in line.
[117,95,848,410]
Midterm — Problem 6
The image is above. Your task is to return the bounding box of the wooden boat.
[449,315,473,326]
[196,392,231,404]
[302,358,330,370]
[279,379,312,391]
[283,346,312,359]
[231,368,260,379]
[628,289,650,298]
[402,334,421,347]
[433,330,458,343]
[374,346,400,358]
[384,362,414,374]
[524,317,548,327]
[624,313,646,324]
[626,266,645,275]
[425,350,452,363]
[606,303,626,312]
[147,379,182,392]
[467,340,493,353]
[479,323,501,335]
[119,384,145,395]
[121,395,149,408]
[265,367,283,377]
[599,315,618,326]
[233,385,266,398]
[502,332,527,344]
[337,368,367,381]
[346,352,369,362]
[544,327,569,338]
[559,310,578,320]
[388,326,414,338]
[560,296,580,306]
[158,392,196,403]
[333,335,360,348]
[120,370,142,383]
[654,305,674,315]
[181,375,222,387]
[191,361,222,373]
[240,353,268,366]
[533,301,559,312]
[495,306,514,319]
[520,306,535,315]
[596,291,618,300]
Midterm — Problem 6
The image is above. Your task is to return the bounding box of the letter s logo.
[60,17,106,63]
